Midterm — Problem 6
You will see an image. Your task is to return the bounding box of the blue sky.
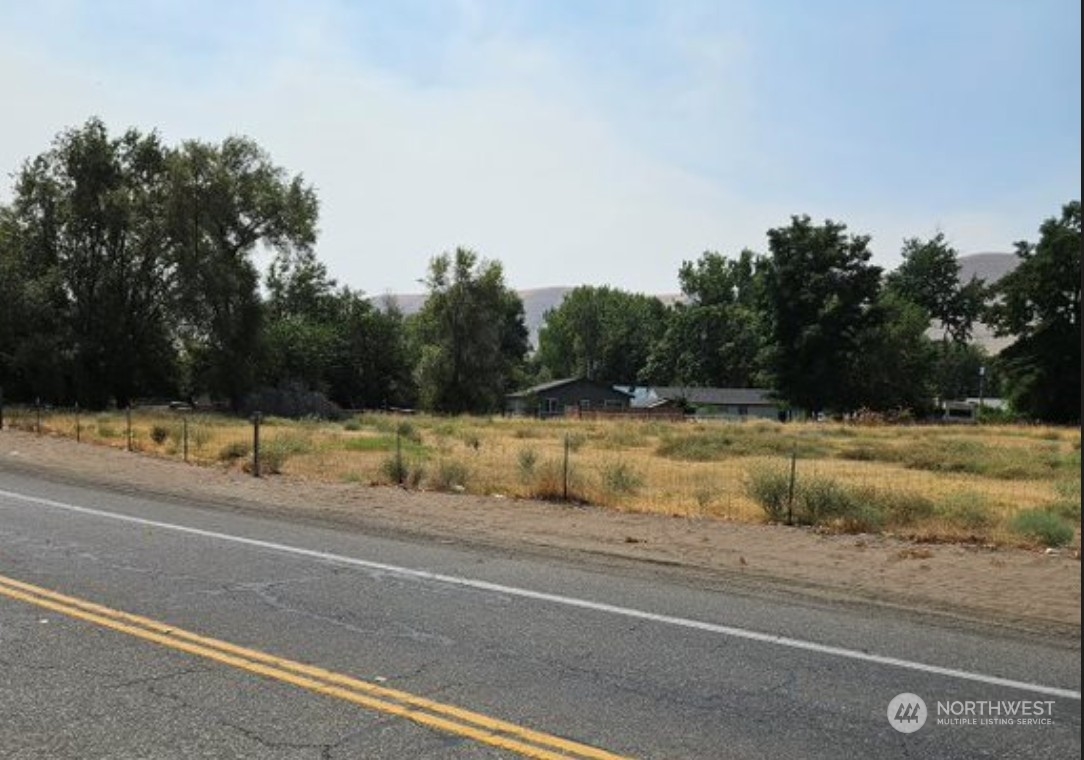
[1,0,1079,295]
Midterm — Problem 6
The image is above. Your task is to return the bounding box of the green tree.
[537,286,667,384]
[848,291,936,413]
[885,233,985,344]
[762,216,883,414]
[165,136,319,409]
[414,248,528,414]
[1,118,176,407]
[642,250,769,387]
[987,201,1081,422]
[261,248,340,392]
[326,293,417,410]
[930,342,1000,402]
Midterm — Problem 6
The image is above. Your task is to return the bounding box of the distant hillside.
[957,252,1017,286]
[936,252,1018,355]
[376,252,1019,352]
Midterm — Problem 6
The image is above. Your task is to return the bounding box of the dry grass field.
[8,407,1080,549]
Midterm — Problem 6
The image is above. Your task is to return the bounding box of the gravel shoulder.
[1,429,1079,638]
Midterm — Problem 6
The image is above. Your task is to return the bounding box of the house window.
[580,399,592,409]
[545,398,559,414]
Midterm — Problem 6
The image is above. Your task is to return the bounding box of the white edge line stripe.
[1,486,1080,702]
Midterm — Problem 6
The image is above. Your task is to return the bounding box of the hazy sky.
[1,1,1079,295]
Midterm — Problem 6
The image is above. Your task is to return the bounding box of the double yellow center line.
[0,573,631,760]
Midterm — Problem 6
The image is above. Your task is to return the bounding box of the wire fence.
[0,402,1078,545]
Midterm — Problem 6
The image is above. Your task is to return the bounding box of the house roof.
[644,387,777,407]
[507,377,633,400]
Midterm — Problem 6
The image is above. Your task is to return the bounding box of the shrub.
[694,486,718,511]
[343,419,362,432]
[429,460,470,492]
[877,490,936,526]
[150,425,170,445]
[252,434,313,474]
[565,432,587,452]
[218,440,251,461]
[190,424,211,450]
[746,468,924,533]
[747,467,792,522]
[397,421,422,444]
[381,454,424,487]
[602,461,643,495]
[529,459,587,502]
[1010,509,1075,548]
[517,447,538,480]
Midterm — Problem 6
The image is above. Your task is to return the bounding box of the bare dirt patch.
[2,430,1079,634]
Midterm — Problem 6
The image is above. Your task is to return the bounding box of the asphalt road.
[0,468,1079,759]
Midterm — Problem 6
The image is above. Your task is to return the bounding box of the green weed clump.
[381,454,425,488]
[254,433,314,474]
[528,459,588,503]
[1009,509,1075,548]
[429,460,470,492]
[218,440,251,461]
[150,424,170,445]
[517,447,538,480]
[746,467,934,534]
[602,461,644,495]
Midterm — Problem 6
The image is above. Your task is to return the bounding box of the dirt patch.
[2,430,1079,634]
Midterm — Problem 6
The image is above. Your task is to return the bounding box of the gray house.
[634,387,781,420]
[506,378,632,418]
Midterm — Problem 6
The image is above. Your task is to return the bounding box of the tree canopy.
[1,118,1077,423]
[537,286,666,385]
[762,216,883,414]
[987,201,1081,423]
[413,248,528,414]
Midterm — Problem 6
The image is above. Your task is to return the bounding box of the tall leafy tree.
[642,250,769,387]
[885,232,985,344]
[537,286,666,384]
[165,136,319,408]
[2,118,176,407]
[261,248,341,391]
[414,248,528,414]
[762,215,883,414]
[327,295,417,410]
[848,291,936,413]
[987,201,1081,422]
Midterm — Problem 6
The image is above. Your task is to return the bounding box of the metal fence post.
[252,411,262,478]
[563,434,570,502]
[787,445,798,526]
[395,425,404,485]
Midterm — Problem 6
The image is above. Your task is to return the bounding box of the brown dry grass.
[10,407,1079,548]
